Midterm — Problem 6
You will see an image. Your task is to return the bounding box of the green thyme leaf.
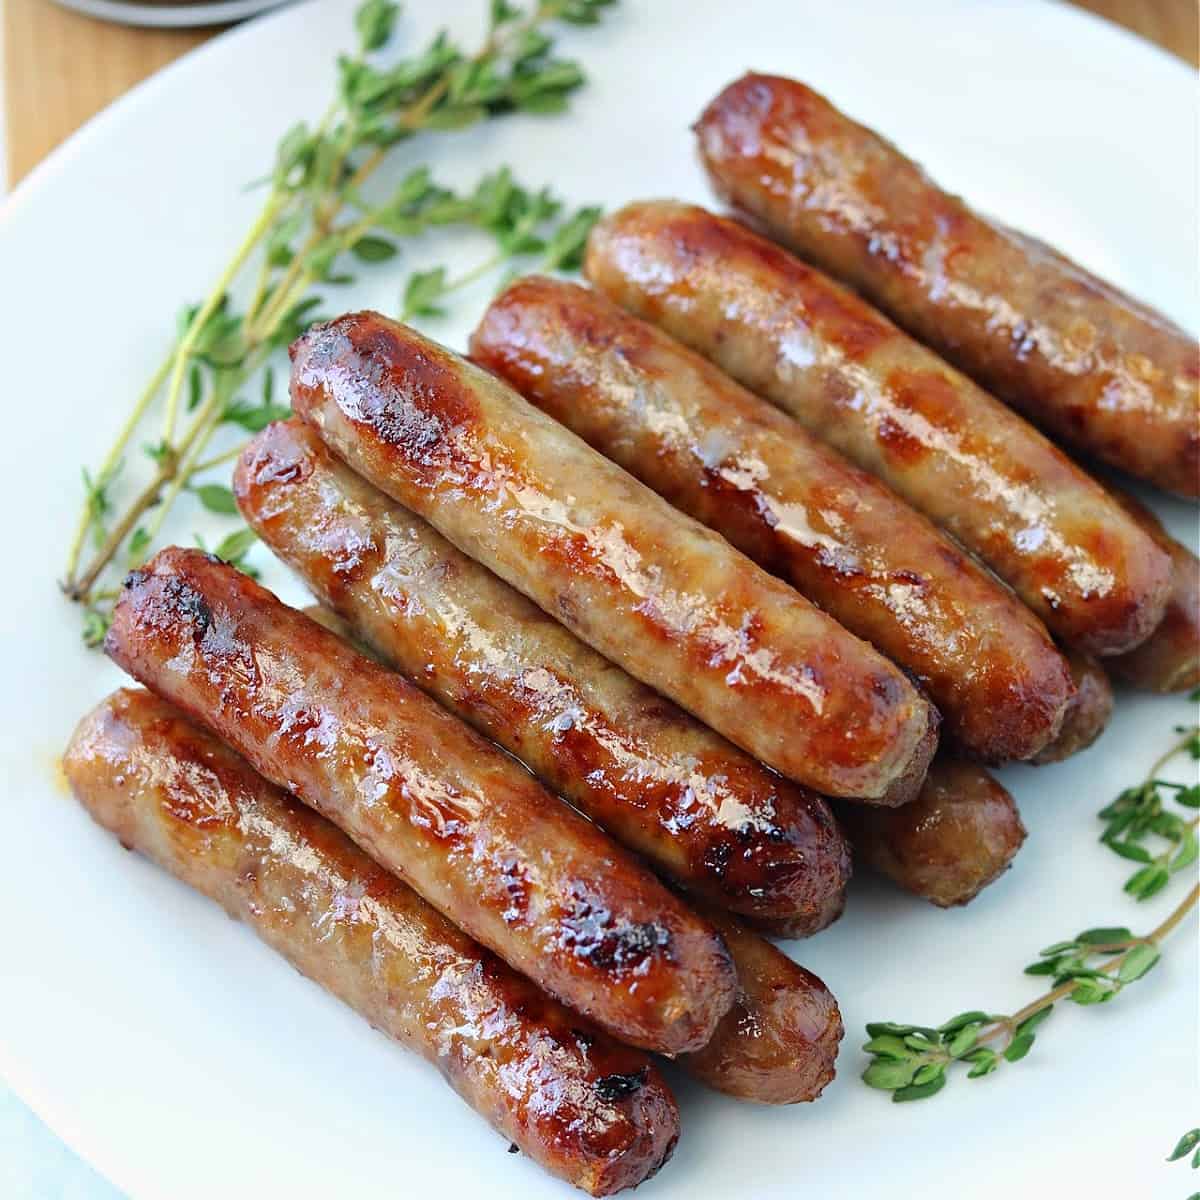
[192,484,239,515]
[351,235,399,262]
[862,1059,919,1091]
[402,266,449,320]
[1076,927,1133,946]
[1168,1129,1200,1163]
[213,526,256,561]
[861,1035,910,1059]
[892,1073,946,1102]
[1116,942,1160,984]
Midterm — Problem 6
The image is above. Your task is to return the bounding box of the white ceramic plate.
[1,2,1196,1197]
[51,0,293,30]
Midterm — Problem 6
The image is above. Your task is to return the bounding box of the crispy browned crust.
[585,200,1173,657]
[1030,648,1114,764]
[105,547,736,1055]
[64,689,679,1196]
[237,419,850,925]
[695,73,1200,499]
[678,904,842,1105]
[837,758,1026,907]
[288,311,937,802]
[1107,489,1200,693]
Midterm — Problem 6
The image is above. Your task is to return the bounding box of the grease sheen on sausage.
[695,73,1200,498]
[585,201,1172,657]
[64,689,679,1196]
[1107,490,1200,693]
[288,311,937,803]
[105,548,736,1055]
[235,419,849,928]
[678,904,842,1104]
[471,275,1074,763]
[837,759,1026,907]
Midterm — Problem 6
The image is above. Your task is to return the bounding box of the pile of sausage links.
[65,74,1198,1195]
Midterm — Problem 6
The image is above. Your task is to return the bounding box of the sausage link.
[471,275,1074,763]
[1107,490,1200,693]
[1030,648,1113,765]
[585,201,1172,657]
[235,419,850,927]
[64,689,678,1196]
[677,904,841,1105]
[105,548,735,1055]
[695,73,1200,498]
[289,312,937,803]
[836,759,1025,907]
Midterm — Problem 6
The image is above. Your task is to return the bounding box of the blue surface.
[0,1082,123,1199]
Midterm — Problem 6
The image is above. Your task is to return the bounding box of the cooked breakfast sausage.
[64,689,679,1196]
[695,73,1200,498]
[678,904,841,1104]
[235,419,850,929]
[1030,648,1113,765]
[471,275,1074,763]
[288,311,938,803]
[1106,490,1200,693]
[836,758,1025,907]
[585,201,1172,657]
[105,548,736,1055]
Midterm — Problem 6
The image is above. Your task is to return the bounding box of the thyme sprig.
[862,883,1197,1101]
[61,0,615,643]
[1099,696,1200,899]
[863,695,1200,1102]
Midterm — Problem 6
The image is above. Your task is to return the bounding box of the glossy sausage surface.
[289,311,937,802]
[64,689,679,1196]
[235,419,850,927]
[586,201,1172,657]
[696,73,1200,498]
[472,275,1074,763]
[678,904,841,1104]
[1030,648,1113,765]
[1107,490,1200,693]
[836,758,1025,907]
[105,548,736,1054]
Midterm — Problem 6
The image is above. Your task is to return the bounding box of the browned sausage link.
[1106,489,1200,693]
[236,420,850,928]
[313,593,851,940]
[64,689,678,1196]
[1030,648,1113,765]
[836,758,1026,907]
[677,904,842,1104]
[471,275,1074,763]
[695,73,1200,499]
[105,548,736,1054]
[585,201,1172,657]
[288,312,938,803]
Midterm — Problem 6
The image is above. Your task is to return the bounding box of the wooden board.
[4,0,1197,187]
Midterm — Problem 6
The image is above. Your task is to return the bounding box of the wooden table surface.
[4,0,1198,186]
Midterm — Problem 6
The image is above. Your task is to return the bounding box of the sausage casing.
[64,689,679,1196]
[695,73,1200,498]
[105,548,736,1054]
[677,904,842,1104]
[585,201,1172,657]
[471,275,1074,763]
[289,312,937,802]
[235,419,850,927]
[1029,648,1113,765]
[1106,490,1200,693]
[836,758,1026,907]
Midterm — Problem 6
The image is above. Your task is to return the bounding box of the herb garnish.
[863,692,1200,1102]
[61,0,614,643]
